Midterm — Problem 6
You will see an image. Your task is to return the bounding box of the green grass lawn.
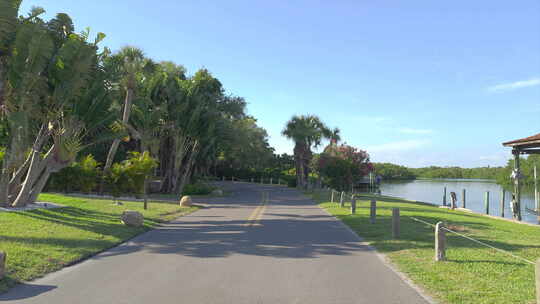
[0,193,198,293]
[313,191,540,304]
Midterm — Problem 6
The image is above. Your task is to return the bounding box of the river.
[379,179,539,225]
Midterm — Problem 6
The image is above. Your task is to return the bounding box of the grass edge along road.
[0,193,198,293]
[311,191,540,304]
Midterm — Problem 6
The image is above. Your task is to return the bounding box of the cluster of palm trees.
[282,114,341,188]
[0,2,274,207]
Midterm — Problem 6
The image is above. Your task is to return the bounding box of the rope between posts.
[410,217,535,265]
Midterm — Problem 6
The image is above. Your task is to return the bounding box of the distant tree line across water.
[373,155,540,188]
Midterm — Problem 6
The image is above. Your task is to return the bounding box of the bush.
[47,154,100,193]
[77,155,100,193]
[183,182,214,195]
[105,151,158,200]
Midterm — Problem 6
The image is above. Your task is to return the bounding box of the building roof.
[503,133,540,147]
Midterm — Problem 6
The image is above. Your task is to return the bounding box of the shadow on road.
[0,284,56,301]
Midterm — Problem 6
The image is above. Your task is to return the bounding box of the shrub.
[77,155,100,193]
[47,154,101,193]
[106,151,158,200]
[183,182,214,195]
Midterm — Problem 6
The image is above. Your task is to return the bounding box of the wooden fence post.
[443,186,447,206]
[370,200,376,224]
[0,251,5,280]
[340,191,345,207]
[534,259,540,304]
[351,195,356,214]
[435,222,446,261]
[501,189,506,218]
[331,190,335,203]
[462,189,466,208]
[392,208,400,239]
[485,191,490,215]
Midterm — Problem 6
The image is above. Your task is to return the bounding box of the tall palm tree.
[330,127,341,145]
[101,46,155,191]
[282,115,331,188]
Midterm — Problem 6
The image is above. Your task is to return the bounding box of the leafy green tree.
[314,144,372,191]
[0,5,109,207]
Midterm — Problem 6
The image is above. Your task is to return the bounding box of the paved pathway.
[0,182,430,303]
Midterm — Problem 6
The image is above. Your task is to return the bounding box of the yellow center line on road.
[244,201,267,227]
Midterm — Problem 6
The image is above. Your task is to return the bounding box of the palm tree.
[101,46,155,192]
[330,127,341,145]
[282,115,332,188]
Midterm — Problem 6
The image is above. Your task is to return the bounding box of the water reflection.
[379,179,538,224]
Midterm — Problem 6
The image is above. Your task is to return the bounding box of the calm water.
[379,179,539,224]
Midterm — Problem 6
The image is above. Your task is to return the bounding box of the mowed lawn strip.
[0,193,198,293]
[314,192,540,304]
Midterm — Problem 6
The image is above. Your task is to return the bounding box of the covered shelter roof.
[502,133,540,154]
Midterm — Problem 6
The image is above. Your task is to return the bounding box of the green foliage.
[411,166,504,180]
[106,151,157,198]
[496,155,540,188]
[182,182,214,195]
[373,163,416,180]
[77,155,100,193]
[47,154,100,193]
[314,143,372,191]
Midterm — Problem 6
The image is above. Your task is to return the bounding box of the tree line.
[0,2,277,207]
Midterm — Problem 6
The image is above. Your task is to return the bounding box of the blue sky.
[20,1,540,167]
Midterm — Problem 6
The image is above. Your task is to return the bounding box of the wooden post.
[443,186,447,206]
[278,178,281,185]
[143,177,148,210]
[270,178,273,185]
[392,208,400,239]
[370,200,376,224]
[435,222,446,261]
[340,191,345,207]
[462,189,466,208]
[513,150,522,221]
[222,176,225,181]
[251,177,254,183]
[485,191,490,215]
[500,189,506,218]
[532,259,540,304]
[331,190,334,203]
[535,166,539,213]
[0,251,5,280]
[351,195,356,214]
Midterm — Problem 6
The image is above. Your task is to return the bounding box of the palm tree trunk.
[101,87,134,193]
[176,141,199,196]
[0,153,11,207]
[11,126,49,207]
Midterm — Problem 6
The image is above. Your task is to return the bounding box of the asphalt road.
[0,182,431,304]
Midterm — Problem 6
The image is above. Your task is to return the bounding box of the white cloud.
[398,128,434,135]
[367,139,429,153]
[487,77,540,93]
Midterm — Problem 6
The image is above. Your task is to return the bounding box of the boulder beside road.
[121,210,144,227]
[180,196,193,207]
